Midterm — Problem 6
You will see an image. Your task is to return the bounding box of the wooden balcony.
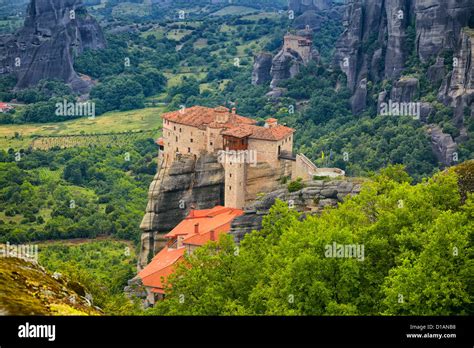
[223,135,248,151]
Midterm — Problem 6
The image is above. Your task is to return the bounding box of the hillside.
[0,256,102,315]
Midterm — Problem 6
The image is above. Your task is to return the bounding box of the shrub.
[287,178,304,192]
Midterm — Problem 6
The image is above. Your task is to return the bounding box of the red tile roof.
[162,105,294,141]
[138,206,244,292]
[221,124,295,141]
[138,247,185,290]
[162,106,256,129]
[0,102,13,109]
[166,206,244,242]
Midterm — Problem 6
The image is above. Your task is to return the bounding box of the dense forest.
[0,138,157,243]
[150,163,474,315]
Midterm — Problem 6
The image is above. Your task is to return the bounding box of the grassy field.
[242,12,280,21]
[140,27,165,40]
[193,38,208,49]
[211,6,259,17]
[164,72,207,88]
[0,107,164,150]
[166,29,193,41]
[111,2,151,18]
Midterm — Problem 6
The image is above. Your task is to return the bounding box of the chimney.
[265,118,278,128]
[231,107,236,114]
[214,106,229,123]
[194,223,199,234]
[210,230,215,241]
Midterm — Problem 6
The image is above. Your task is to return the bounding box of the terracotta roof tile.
[138,247,185,289]
[221,124,295,141]
[138,206,244,291]
[162,106,256,129]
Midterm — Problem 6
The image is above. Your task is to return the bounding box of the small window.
[176,136,178,142]
[229,186,232,190]
[191,138,193,143]
[176,148,178,152]
[174,126,176,131]
[230,173,232,178]
[188,147,191,153]
[179,128,182,133]
[210,142,213,146]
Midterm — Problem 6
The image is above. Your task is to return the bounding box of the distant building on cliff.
[158,105,330,209]
[282,32,313,64]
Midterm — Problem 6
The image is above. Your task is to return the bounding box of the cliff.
[138,153,225,270]
[438,28,474,123]
[0,256,101,315]
[251,52,273,86]
[334,0,474,114]
[0,0,106,93]
[230,178,364,243]
[288,0,332,14]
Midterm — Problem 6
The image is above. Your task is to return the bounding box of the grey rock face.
[334,0,474,114]
[0,0,106,93]
[251,52,273,86]
[415,0,473,62]
[426,57,446,87]
[230,179,364,244]
[140,153,225,233]
[390,77,420,103]
[351,78,368,114]
[138,153,225,270]
[288,0,333,14]
[438,29,474,122]
[270,49,304,89]
[428,125,457,166]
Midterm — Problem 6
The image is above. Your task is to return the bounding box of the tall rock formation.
[251,52,273,86]
[252,29,320,93]
[438,28,474,122]
[288,0,332,13]
[0,0,106,93]
[334,0,474,114]
[138,153,225,270]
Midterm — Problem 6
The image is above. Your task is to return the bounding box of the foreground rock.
[0,256,101,315]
